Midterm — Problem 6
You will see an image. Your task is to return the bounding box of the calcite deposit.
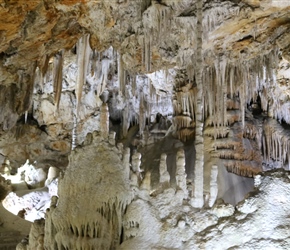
[0,0,290,249]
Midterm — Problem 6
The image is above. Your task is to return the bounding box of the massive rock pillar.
[192,0,204,208]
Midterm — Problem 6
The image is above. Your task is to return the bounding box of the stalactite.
[229,65,234,99]
[90,49,98,77]
[192,0,204,208]
[220,57,227,127]
[16,62,37,115]
[71,97,77,150]
[39,54,49,92]
[139,92,146,137]
[132,74,137,96]
[76,34,91,115]
[118,53,126,96]
[53,50,64,112]
[144,33,151,72]
[122,105,129,138]
[240,64,246,128]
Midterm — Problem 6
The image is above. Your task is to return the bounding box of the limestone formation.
[175,149,188,197]
[131,152,142,173]
[43,133,133,250]
[1,0,290,249]
[208,165,218,208]
[159,153,170,186]
[100,103,109,138]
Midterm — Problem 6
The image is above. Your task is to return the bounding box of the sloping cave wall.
[0,0,290,249]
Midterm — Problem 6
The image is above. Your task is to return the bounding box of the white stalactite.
[76,34,91,115]
[53,50,64,112]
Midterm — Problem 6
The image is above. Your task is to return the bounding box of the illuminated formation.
[0,0,289,249]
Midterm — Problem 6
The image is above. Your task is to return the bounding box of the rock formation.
[43,132,133,250]
[0,0,290,249]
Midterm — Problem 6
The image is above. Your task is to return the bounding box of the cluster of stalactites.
[173,84,196,141]
[263,119,290,169]
[176,49,279,141]
[7,61,38,128]
[40,34,114,116]
[120,74,169,138]
[202,2,240,36]
[142,1,172,72]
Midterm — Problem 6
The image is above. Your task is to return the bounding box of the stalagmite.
[159,153,170,185]
[123,147,131,179]
[140,172,151,192]
[109,131,116,146]
[131,152,142,173]
[208,165,218,207]
[24,111,28,124]
[192,0,204,208]
[100,103,109,138]
[130,172,139,189]
[76,34,91,115]
[175,149,187,197]
[53,50,64,111]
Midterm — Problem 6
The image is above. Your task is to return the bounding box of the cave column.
[192,0,204,208]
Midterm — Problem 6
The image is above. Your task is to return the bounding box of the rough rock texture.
[1,0,290,249]
[2,161,59,222]
[23,133,290,249]
[187,170,290,249]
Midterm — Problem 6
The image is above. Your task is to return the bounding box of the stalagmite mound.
[44,132,133,250]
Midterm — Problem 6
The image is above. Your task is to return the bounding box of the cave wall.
[0,0,290,249]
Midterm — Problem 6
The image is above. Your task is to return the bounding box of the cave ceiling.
[0,0,290,82]
[0,0,290,170]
